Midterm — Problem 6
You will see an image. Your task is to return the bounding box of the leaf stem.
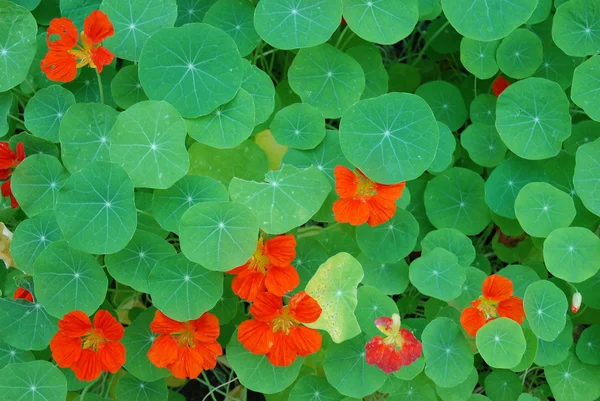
[96,69,104,105]
[411,21,450,66]
[7,114,25,124]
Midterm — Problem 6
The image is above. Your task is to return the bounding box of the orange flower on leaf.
[50,310,126,382]
[238,291,322,367]
[365,314,422,374]
[333,166,406,227]
[460,274,525,337]
[492,76,510,97]
[41,11,115,82]
[228,234,299,302]
[147,310,222,379]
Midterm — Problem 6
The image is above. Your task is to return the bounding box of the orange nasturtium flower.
[147,310,223,379]
[50,310,126,382]
[0,142,25,209]
[228,234,299,302]
[333,166,406,227]
[460,274,525,337]
[13,287,33,302]
[365,314,422,374]
[238,291,322,367]
[492,76,510,97]
[41,11,115,83]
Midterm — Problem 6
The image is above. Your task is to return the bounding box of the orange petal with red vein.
[264,234,296,266]
[267,332,297,367]
[41,50,78,83]
[497,296,525,325]
[264,263,300,297]
[482,274,513,302]
[460,306,487,337]
[231,268,266,302]
[147,334,179,368]
[83,10,114,44]
[288,291,321,323]
[90,46,114,73]
[333,198,369,226]
[93,310,123,341]
[249,292,282,322]
[192,312,220,343]
[47,17,78,50]
[375,181,406,201]
[334,165,359,198]
[98,341,126,373]
[150,310,184,334]
[50,332,82,368]
[238,320,274,354]
[289,326,321,357]
[58,310,92,337]
[71,349,103,382]
[366,197,397,226]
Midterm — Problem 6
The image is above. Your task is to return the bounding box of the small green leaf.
[476,318,526,369]
[574,138,600,216]
[270,103,325,150]
[409,248,466,301]
[543,227,600,283]
[24,86,75,143]
[552,0,600,57]
[524,280,568,341]
[421,228,476,267]
[460,124,507,168]
[496,29,543,79]
[416,80,467,132]
[289,375,344,401]
[576,326,600,365]
[460,38,500,79]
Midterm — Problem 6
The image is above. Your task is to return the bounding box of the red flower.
[238,291,322,367]
[333,166,406,226]
[365,314,422,374]
[492,76,510,97]
[41,11,115,82]
[0,142,25,209]
[228,234,299,302]
[50,310,126,382]
[13,287,33,302]
[147,310,222,379]
[460,275,525,337]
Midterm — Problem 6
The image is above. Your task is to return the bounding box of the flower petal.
[250,292,283,321]
[47,17,78,50]
[15,143,25,163]
[150,310,185,335]
[334,165,359,198]
[98,341,126,373]
[50,332,82,368]
[40,50,78,83]
[289,326,321,357]
[71,349,103,382]
[365,336,385,365]
[366,197,396,226]
[238,320,274,354]
[191,312,220,343]
[267,332,297,367]
[59,310,92,338]
[460,306,487,337]
[399,328,422,366]
[13,287,33,302]
[492,76,510,97]
[168,346,204,379]
[90,46,114,73]
[264,264,300,297]
[147,334,179,368]
[288,291,321,323]
[83,10,114,44]
[231,268,266,302]
[263,234,296,266]
[482,274,513,302]
[93,310,124,341]
[497,296,525,325]
[0,143,17,169]
[333,198,369,226]
[375,181,406,201]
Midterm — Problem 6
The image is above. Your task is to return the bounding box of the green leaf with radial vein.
[186,88,255,149]
[342,0,418,45]
[59,103,119,174]
[270,103,326,150]
[415,80,467,132]
[574,138,600,216]
[110,65,149,110]
[545,352,600,401]
[0,340,34,368]
[175,0,217,26]
[421,228,476,267]
[441,0,537,41]
[229,165,331,234]
[409,248,466,302]
[288,44,365,119]
[476,318,526,369]
[496,29,543,79]
[460,38,500,80]
[543,227,600,283]
[105,230,176,293]
[110,100,188,189]
[0,1,37,92]
[571,56,600,122]
[115,372,168,401]
[240,60,276,125]
[495,78,571,160]
[0,298,58,350]
[355,285,399,337]
[460,123,507,168]
[204,0,260,57]
[339,92,439,184]
[254,0,343,50]
[180,201,258,272]
[23,85,75,143]
[524,280,568,341]
[11,155,69,217]
[138,23,243,118]
[0,361,67,401]
[289,375,344,401]
[484,370,522,401]
[305,253,363,343]
[533,45,577,90]
[552,0,600,57]
[34,240,108,319]
[100,0,177,61]
[55,161,137,254]
[359,254,409,296]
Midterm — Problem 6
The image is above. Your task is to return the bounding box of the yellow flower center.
[355,174,377,199]
[176,328,196,348]
[382,331,406,349]
[68,32,98,69]
[248,240,269,274]
[82,330,106,352]
[271,306,297,335]
[477,297,499,319]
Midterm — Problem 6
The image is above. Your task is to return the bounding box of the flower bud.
[571,292,582,313]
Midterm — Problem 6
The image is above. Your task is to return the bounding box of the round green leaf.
[576,326,600,365]
[387,374,437,401]
[543,227,600,283]
[240,60,275,125]
[305,253,363,343]
[359,254,409,296]
[436,368,478,401]
[11,154,69,217]
[271,103,325,150]
[515,182,576,238]
[346,44,389,100]
[424,167,491,235]
[11,210,64,275]
[470,94,496,126]
[229,165,331,234]
[574,138,600,216]
[0,298,57,350]
[0,340,34,369]
[409,248,466,302]
[59,103,119,173]
[552,0,600,57]
[476,318,526,369]
[288,44,365,119]
[324,334,387,398]
[534,45,577,90]
[203,0,260,57]
[416,81,467,132]
[105,230,176,293]
[572,56,600,122]
[0,1,37,92]
[342,0,418,44]
[545,352,600,401]
[484,370,522,401]
[34,240,108,318]
[427,122,455,174]
[180,201,258,271]
[422,317,473,388]
[0,361,67,401]
[101,0,177,61]
[421,228,476,267]
[442,0,537,41]
[524,280,568,341]
[355,285,399,337]
[460,38,500,79]
[289,375,344,401]
[339,92,439,184]
[356,208,419,263]
[254,0,342,50]
[115,372,168,401]
[109,100,189,189]
[534,318,573,366]
[227,334,302,394]
[24,85,75,143]
[110,65,149,110]
[175,0,217,25]
[55,161,137,254]
[496,29,543,79]
[148,253,223,321]
[139,23,243,118]
[460,124,507,168]
[122,307,170,382]
[495,77,571,160]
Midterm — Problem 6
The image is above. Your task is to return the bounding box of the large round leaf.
[138,23,243,118]
[55,161,137,254]
[180,201,258,272]
[545,352,600,401]
[572,56,600,123]
[109,100,188,189]
[229,165,331,234]
[460,123,507,168]
[288,44,365,119]
[270,103,326,150]
[100,0,177,61]
[574,138,600,216]
[34,241,108,319]
[495,78,571,160]
[23,85,75,143]
[253,0,343,50]
[339,92,439,184]
[0,298,57,350]
[409,248,466,302]
[203,0,260,57]
[552,0,600,57]
[476,318,526,369]
[524,280,568,341]
[543,227,600,283]
[496,29,543,79]
[415,81,467,132]
[0,361,67,401]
